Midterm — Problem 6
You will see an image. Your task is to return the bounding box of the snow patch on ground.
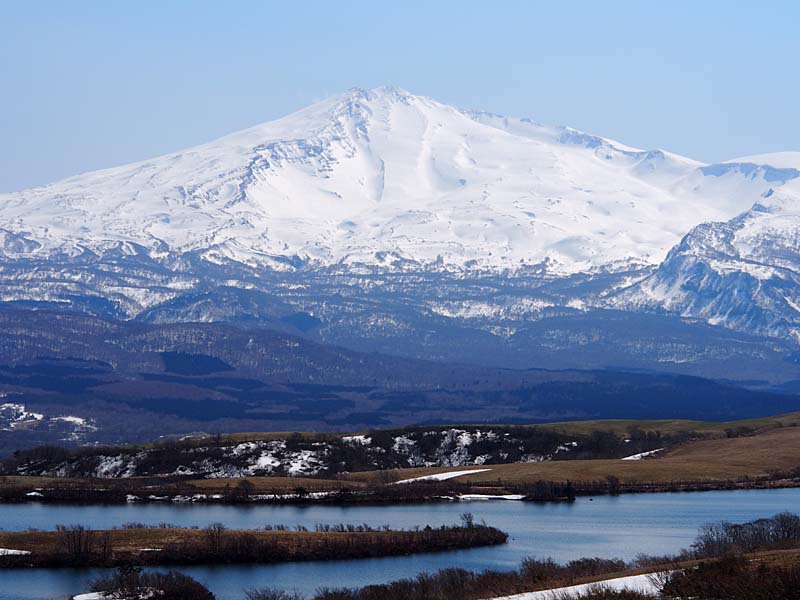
[95,455,135,478]
[621,448,664,461]
[458,494,525,501]
[0,548,31,555]
[286,449,324,476]
[52,415,90,426]
[0,402,44,429]
[342,435,372,445]
[489,573,662,599]
[394,468,492,484]
[0,402,97,440]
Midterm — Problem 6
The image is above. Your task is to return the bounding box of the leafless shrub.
[203,522,227,554]
[56,524,95,562]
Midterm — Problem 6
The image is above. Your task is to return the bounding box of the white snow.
[0,86,782,289]
[0,403,44,429]
[488,572,662,599]
[458,494,525,501]
[341,435,372,445]
[727,151,800,169]
[95,455,128,478]
[0,88,796,343]
[232,442,258,456]
[394,468,491,484]
[286,449,324,476]
[555,442,579,453]
[254,451,281,471]
[392,435,416,453]
[621,448,665,461]
[52,416,89,426]
[612,181,800,337]
[0,548,31,555]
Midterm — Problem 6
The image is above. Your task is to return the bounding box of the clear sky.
[1,0,798,192]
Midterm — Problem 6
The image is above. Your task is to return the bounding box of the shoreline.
[0,474,798,507]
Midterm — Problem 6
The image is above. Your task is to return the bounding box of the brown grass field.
[517,411,800,436]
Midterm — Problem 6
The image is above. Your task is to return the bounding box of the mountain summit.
[0,87,798,360]
[1,87,788,273]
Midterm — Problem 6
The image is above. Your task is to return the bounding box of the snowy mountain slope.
[728,152,800,169]
[0,86,798,356]
[0,87,781,275]
[612,180,800,341]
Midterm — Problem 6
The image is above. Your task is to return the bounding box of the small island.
[0,518,506,569]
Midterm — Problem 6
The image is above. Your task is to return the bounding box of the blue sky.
[1,0,798,191]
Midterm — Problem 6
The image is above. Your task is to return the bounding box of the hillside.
[6,411,800,483]
[369,425,800,485]
[0,309,798,455]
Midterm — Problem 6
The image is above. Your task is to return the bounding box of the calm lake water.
[1,488,799,599]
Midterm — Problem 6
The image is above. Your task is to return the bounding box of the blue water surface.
[1,487,798,599]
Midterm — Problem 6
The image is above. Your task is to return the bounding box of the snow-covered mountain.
[614,179,800,341]
[0,86,798,361]
[0,86,782,273]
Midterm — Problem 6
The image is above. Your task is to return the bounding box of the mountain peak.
[329,85,419,109]
[366,84,415,98]
[0,89,786,279]
[0,89,797,345]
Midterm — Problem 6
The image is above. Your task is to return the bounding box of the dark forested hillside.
[0,308,798,454]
